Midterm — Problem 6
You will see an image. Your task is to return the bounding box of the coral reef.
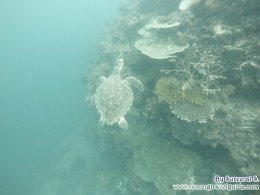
[154,77,207,105]
[154,77,214,123]
[36,0,260,194]
[135,12,191,59]
[170,101,214,123]
[129,125,202,195]
[161,46,226,94]
[211,99,260,176]
[82,0,260,193]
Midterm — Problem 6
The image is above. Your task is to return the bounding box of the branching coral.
[154,77,214,123]
[161,47,225,94]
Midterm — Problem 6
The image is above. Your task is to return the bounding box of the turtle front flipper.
[118,117,128,130]
[96,76,107,87]
[125,76,143,92]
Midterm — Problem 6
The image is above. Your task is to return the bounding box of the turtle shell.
[94,75,133,125]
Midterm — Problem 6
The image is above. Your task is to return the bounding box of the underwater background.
[0,0,124,194]
[1,0,260,195]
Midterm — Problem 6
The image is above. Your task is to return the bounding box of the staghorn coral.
[154,77,214,123]
[161,46,226,94]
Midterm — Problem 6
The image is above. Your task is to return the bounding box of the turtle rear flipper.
[125,76,143,92]
[118,117,128,130]
[98,117,105,128]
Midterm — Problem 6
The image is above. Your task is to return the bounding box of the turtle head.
[113,58,124,75]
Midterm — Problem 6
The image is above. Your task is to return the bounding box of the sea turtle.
[94,58,143,130]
